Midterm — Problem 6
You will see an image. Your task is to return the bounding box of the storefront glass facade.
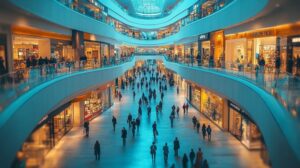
[18,104,74,167]
[12,35,51,69]
[228,101,262,149]
[191,86,201,110]
[83,86,111,121]
[200,89,224,127]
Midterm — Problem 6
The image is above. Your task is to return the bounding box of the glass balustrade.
[0,56,133,111]
[163,55,300,121]
[56,0,234,40]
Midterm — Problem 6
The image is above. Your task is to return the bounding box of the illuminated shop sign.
[198,33,210,41]
[292,37,300,43]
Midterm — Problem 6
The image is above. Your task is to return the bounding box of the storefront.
[225,38,248,70]
[174,73,187,92]
[228,101,262,150]
[84,41,101,65]
[191,85,201,110]
[198,33,211,66]
[51,39,74,62]
[287,36,300,74]
[17,103,74,167]
[80,85,112,122]
[225,23,300,73]
[101,43,110,57]
[200,89,224,128]
[12,35,51,69]
[211,30,225,67]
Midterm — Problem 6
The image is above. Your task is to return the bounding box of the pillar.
[72,30,84,60]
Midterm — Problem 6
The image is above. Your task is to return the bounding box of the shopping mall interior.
[0,0,300,168]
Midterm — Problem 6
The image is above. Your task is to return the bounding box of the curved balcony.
[0,55,299,167]
[0,57,135,167]
[7,0,268,46]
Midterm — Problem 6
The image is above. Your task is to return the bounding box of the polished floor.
[41,70,268,168]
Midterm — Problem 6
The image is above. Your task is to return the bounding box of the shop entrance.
[228,102,262,150]
[84,41,100,66]
[201,41,211,66]
[12,35,51,69]
[253,37,276,72]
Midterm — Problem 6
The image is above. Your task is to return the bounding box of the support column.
[222,99,229,131]
[72,30,84,61]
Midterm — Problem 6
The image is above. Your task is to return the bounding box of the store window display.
[229,101,262,149]
[84,41,101,67]
[12,35,51,69]
[200,90,223,127]
[17,104,74,167]
[191,86,201,110]
[253,37,276,72]
[51,40,74,62]
[84,91,103,121]
[225,38,248,70]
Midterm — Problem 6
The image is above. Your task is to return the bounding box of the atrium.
[0,0,300,168]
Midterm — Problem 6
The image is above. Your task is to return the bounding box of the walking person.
[136,117,141,132]
[186,103,189,113]
[194,148,203,168]
[133,91,136,100]
[127,113,133,128]
[163,143,169,163]
[118,92,122,101]
[83,121,89,137]
[182,153,188,168]
[192,116,197,129]
[121,127,127,146]
[176,106,180,117]
[207,124,212,141]
[131,119,136,137]
[152,121,158,138]
[112,116,117,132]
[150,142,157,162]
[182,103,186,114]
[202,124,207,140]
[138,106,142,116]
[94,140,101,160]
[196,121,200,133]
[173,137,180,157]
[189,149,195,166]
[203,159,209,168]
[170,114,175,128]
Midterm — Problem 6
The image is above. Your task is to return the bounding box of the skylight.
[131,0,165,16]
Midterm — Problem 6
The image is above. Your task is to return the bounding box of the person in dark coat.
[182,153,188,168]
[94,140,101,160]
[173,137,180,157]
[112,116,117,132]
[121,127,127,146]
[163,143,169,163]
[150,142,157,162]
[84,121,89,137]
[189,148,195,165]
[202,124,207,139]
[207,124,212,141]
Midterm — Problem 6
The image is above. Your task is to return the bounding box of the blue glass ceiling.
[131,0,165,16]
